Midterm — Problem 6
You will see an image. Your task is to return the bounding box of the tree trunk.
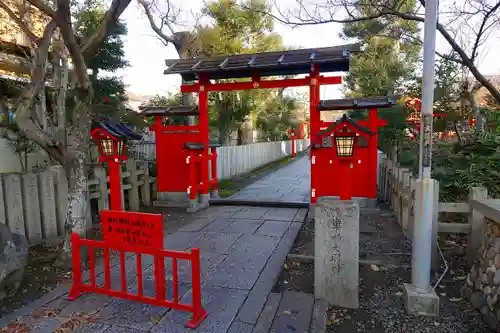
[57,51,69,130]
[54,101,92,268]
[54,149,90,268]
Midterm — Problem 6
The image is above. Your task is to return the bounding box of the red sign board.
[100,210,164,249]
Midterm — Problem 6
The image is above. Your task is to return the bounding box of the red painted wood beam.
[180,75,342,93]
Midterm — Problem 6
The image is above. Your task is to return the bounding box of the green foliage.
[436,136,500,201]
[349,104,410,154]
[398,135,500,202]
[406,56,464,122]
[196,0,293,143]
[340,0,421,157]
[341,0,421,97]
[75,4,129,73]
[145,93,188,126]
[72,0,130,121]
[198,0,283,56]
[256,94,298,141]
[483,96,500,135]
[340,0,499,203]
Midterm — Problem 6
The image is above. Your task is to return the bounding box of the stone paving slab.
[11,315,111,333]
[232,207,269,219]
[204,254,270,290]
[262,208,299,221]
[271,291,315,333]
[164,232,204,251]
[222,219,263,234]
[236,222,302,324]
[310,299,328,333]
[189,232,243,254]
[293,208,308,222]
[200,218,236,232]
[193,206,243,219]
[226,234,281,258]
[177,217,215,232]
[252,292,282,333]
[151,285,248,333]
[44,292,114,317]
[151,251,227,283]
[255,221,292,238]
[228,155,310,204]
[227,321,254,333]
[101,326,141,333]
[1,156,316,333]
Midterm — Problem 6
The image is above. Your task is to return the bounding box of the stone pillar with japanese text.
[314,197,360,308]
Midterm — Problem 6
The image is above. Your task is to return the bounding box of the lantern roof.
[316,114,375,138]
[318,96,396,111]
[91,120,143,141]
[138,105,199,117]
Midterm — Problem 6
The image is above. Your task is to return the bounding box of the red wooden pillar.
[108,159,122,210]
[188,151,197,200]
[367,108,378,199]
[151,116,168,192]
[198,77,210,196]
[210,147,218,191]
[290,132,296,158]
[309,65,320,204]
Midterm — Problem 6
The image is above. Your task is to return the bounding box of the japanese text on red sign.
[100,210,163,249]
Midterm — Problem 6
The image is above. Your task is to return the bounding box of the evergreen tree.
[74,1,130,120]
[340,0,421,97]
[196,0,286,144]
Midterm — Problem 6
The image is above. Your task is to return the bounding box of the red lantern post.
[91,121,142,211]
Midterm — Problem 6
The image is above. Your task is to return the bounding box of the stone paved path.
[1,157,320,333]
[228,155,310,203]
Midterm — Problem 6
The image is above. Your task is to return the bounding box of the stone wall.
[463,218,500,331]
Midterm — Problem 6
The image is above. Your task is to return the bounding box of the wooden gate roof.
[318,97,396,111]
[163,43,361,81]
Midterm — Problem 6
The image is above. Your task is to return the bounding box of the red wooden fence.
[68,233,208,328]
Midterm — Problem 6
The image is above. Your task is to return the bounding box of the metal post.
[402,0,440,317]
[413,0,438,292]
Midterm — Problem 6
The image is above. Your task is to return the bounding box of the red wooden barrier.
[187,150,218,199]
[68,210,208,328]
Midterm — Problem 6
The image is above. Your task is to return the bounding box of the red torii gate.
[161,44,361,209]
[404,97,448,139]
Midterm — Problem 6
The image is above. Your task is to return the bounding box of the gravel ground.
[327,264,491,333]
[275,206,492,332]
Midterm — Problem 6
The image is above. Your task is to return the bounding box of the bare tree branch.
[470,0,500,62]
[138,0,177,45]
[260,0,500,103]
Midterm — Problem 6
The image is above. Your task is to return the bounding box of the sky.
[115,0,500,100]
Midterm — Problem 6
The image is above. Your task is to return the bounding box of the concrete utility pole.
[402,0,440,316]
